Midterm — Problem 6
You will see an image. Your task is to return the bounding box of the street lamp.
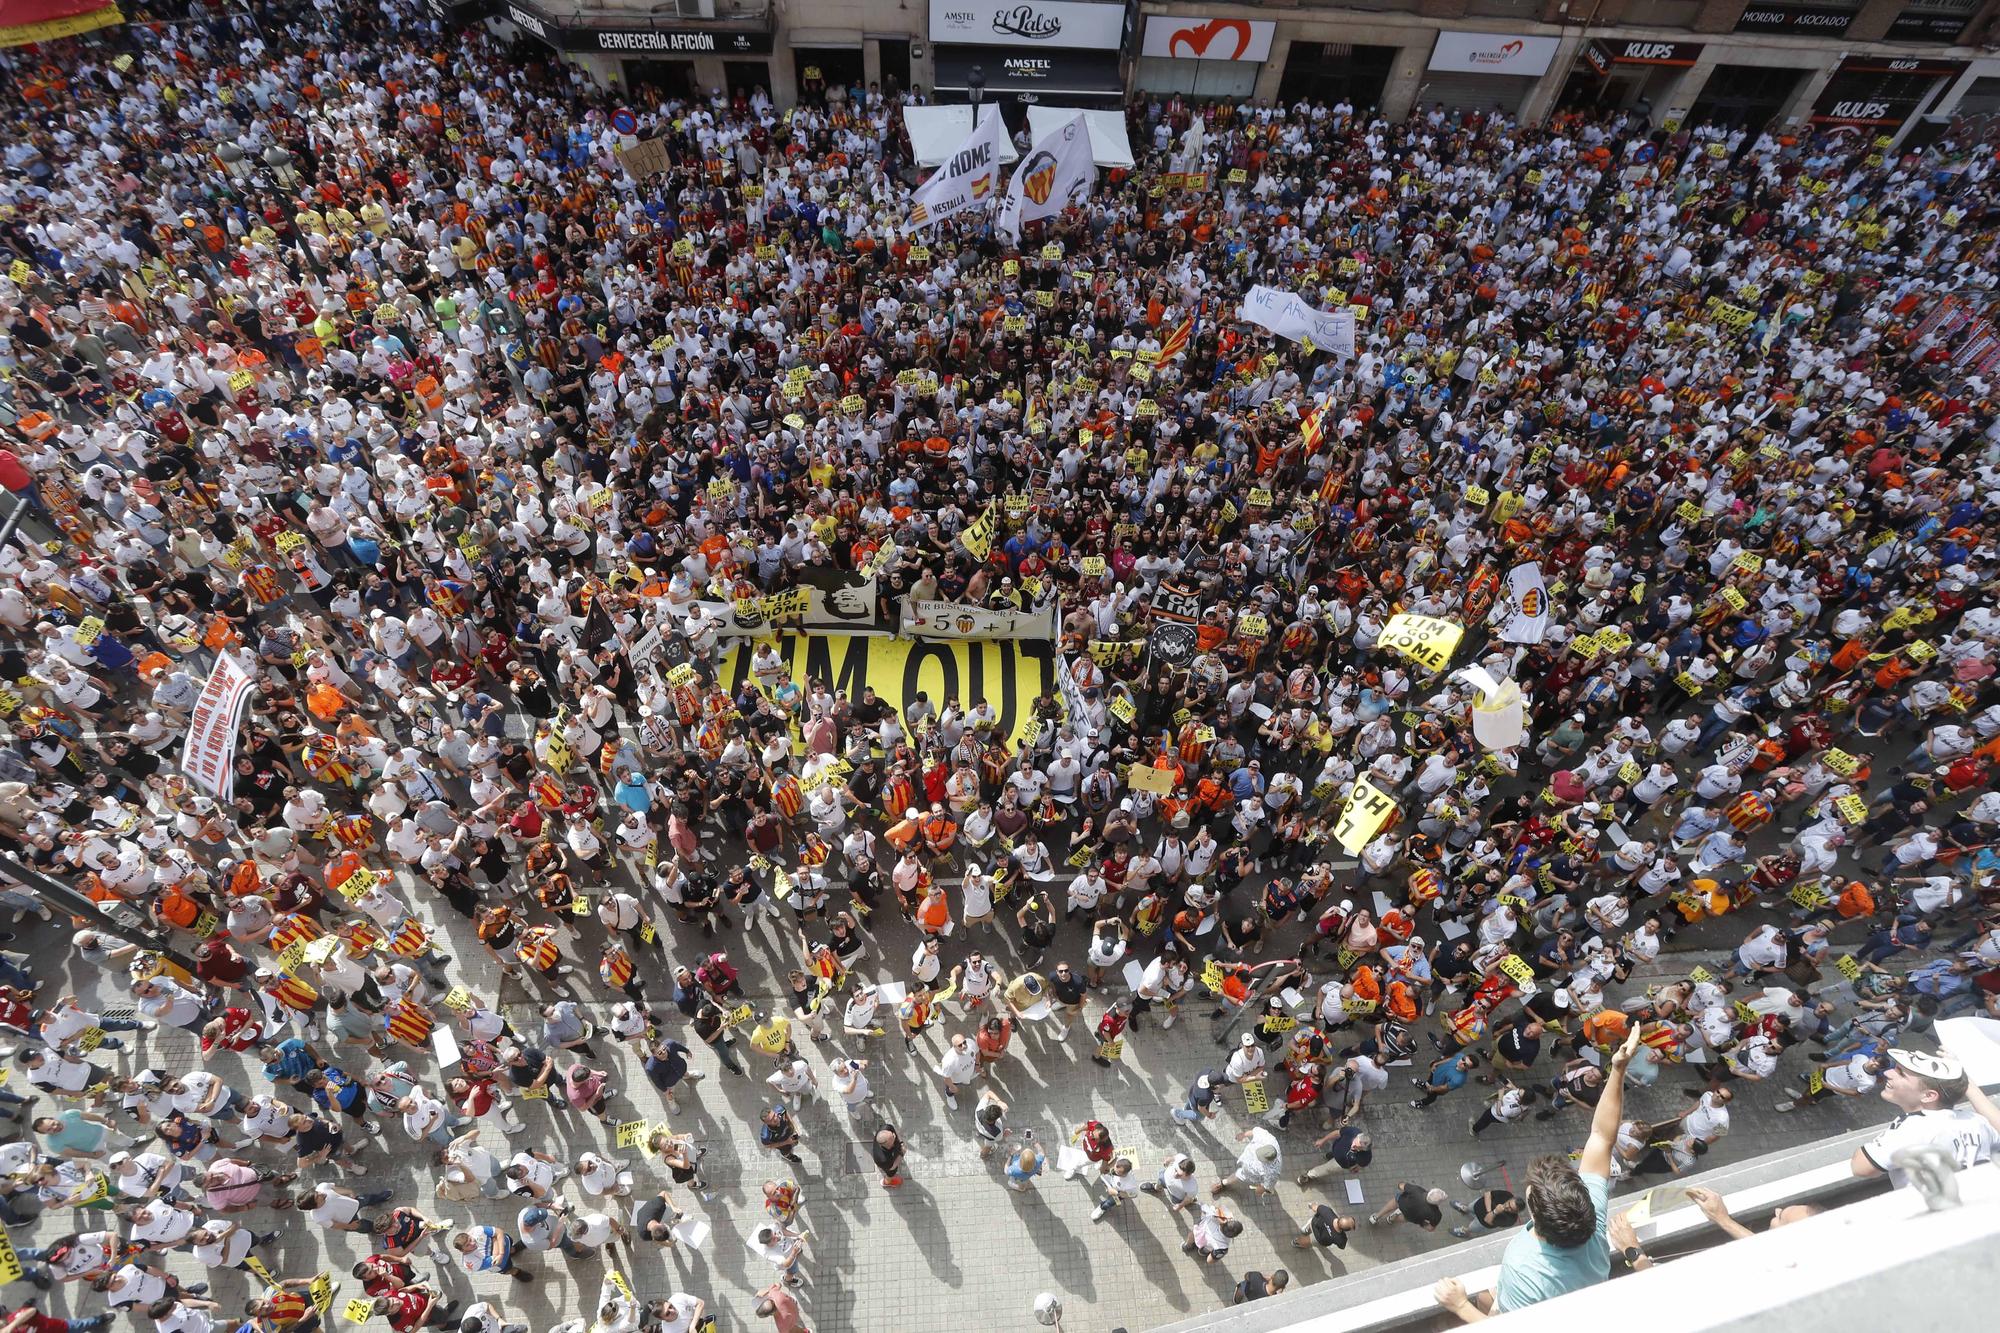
[968,64,984,111]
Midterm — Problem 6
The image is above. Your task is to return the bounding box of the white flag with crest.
[996,113,1095,243]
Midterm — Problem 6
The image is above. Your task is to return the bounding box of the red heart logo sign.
[1169,18,1252,61]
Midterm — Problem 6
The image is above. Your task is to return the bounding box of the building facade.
[443,0,2000,144]
[1127,0,2000,143]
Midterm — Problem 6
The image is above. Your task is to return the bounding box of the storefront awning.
[933,46,1123,100]
[497,0,772,54]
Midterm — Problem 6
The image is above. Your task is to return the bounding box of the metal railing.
[1147,1126,1892,1333]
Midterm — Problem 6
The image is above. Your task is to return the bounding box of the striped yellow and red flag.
[385,998,434,1047]
[1157,305,1198,363]
[1301,401,1326,454]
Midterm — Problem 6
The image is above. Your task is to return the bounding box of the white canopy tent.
[1026,106,1136,169]
[902,105,1019,168]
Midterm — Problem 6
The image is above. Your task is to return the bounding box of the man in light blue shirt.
[1433,1026,1643,1321]
[1228,761,1265,803]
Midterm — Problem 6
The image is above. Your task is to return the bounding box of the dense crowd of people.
[0,0,1996,1328]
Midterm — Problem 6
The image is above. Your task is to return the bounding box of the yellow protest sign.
[1127,763,1174,796]
[1834,795,1867,824]
[1333,777,1397,854]
[615,1119,650,1147]
[344,1300,376,1324]
[1376,614,1463,673]
[1821,748,1859,777]
[959,503,997,560]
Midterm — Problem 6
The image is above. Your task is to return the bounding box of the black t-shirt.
[1495,1024,1541,1067]
[1188,1072,1220,1112]
[1049,972,1087,1006]
[1235,1273,1272,1303]
[1474,1190,1520,1229]
[1558,1066,1604,1106]
[869,1134,904,1171]
[295,1118,342,1156]
[633,1196,672,1233]
[1323,1126,1372,1170]
[1523,990,1569,1027]
[847,769,883,806]
[1309,1204,1349,1249]
[1397,1184,1442,1230]
[644,1042,690,1090]
[507,1048,553,1088]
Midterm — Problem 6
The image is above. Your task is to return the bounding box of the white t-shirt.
[1682,1091,1732,1142]
[1823,1055,1879,1096]
[1738,926,1788,969]
[155,1304,214,1333]
[309,1187,361,1226]
[654,1296,704,1333]
[1863,1106,2000,1186]
[1138,1155,1187,1201]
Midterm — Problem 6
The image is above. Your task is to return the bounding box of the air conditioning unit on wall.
[677,0,716,18]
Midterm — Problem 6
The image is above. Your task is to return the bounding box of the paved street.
[5,858,1896,1333]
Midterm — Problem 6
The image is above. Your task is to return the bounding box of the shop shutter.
[1414,72,1536,119]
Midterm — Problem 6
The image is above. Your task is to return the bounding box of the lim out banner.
[722,633,1059,749]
